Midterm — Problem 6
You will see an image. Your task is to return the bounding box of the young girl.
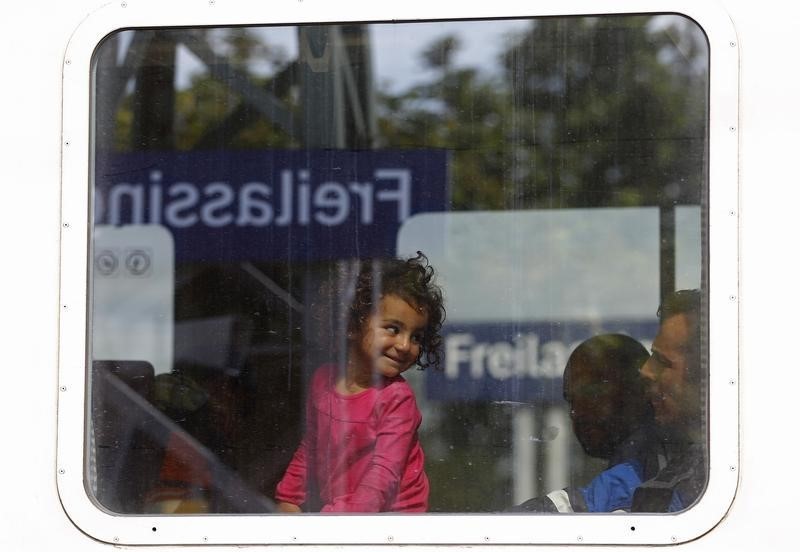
[275,253,445,513]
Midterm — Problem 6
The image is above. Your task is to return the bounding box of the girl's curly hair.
[348,252,445,370]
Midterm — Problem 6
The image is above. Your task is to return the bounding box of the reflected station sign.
[95,149,448,261]
[429,321,657,402]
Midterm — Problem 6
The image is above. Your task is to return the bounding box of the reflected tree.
[377,16,708,211]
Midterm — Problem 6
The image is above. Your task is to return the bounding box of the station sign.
[94,149,448,261]
[427,320,657,402]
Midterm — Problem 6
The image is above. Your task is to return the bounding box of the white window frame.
[57,0,739,545]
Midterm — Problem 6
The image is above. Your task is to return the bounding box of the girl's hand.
[276,501,302,513]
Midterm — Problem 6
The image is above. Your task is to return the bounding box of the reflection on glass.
[89,14,708,514]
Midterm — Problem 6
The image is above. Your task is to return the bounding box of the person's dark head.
[348,252,445,370]
[562,333,651,459]
[639,289,702,435]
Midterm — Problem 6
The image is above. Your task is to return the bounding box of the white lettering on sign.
[445,332,580,381]
[96,168,413,229]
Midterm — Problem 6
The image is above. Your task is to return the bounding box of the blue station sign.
[94,149,448,261]
[427,320,658,403]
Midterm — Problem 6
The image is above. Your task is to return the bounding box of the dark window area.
[89,15,708,515]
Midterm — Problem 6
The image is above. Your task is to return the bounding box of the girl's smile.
[351,294,429,383]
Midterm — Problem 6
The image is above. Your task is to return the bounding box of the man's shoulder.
[632,443,706,512]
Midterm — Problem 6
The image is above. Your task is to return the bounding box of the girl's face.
[355,294,429,379]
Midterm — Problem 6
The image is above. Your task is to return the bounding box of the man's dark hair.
[658,289,701,324]
[564,333,651,412]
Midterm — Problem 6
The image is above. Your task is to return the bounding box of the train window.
[58,2,739,545]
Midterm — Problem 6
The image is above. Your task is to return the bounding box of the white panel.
[92,225,174,375]
[398,208,660,321]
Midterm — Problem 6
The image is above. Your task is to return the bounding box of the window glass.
[89,14,708,515]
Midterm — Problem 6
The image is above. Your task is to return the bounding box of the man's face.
[563,362,623,459]
[639,313,699,431]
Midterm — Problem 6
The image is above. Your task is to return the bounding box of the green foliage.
[109,17,707,211]
[377,15,708,210]
[422,402,514,511]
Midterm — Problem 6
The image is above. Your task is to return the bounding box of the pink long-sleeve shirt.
[275,364,429,512]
